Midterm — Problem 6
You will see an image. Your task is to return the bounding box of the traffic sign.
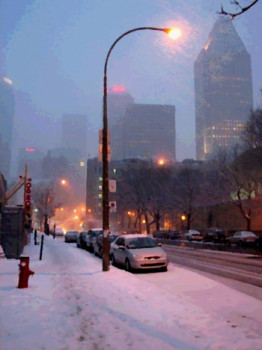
[109,201,116,213]
[109,180,116,193]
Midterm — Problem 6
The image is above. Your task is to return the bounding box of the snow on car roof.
[121,234,149,239]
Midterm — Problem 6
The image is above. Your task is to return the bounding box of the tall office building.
[0,77,15,180]
[123,104,176,162]
[61,113,87,160]
[107,87,135,160]
[194,17,253,160]
[17,147,44,179]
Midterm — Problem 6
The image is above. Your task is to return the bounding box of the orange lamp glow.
[181,215,186,221]
[157,158,165,166]
[167,28,182,40]
[60,179,67,186]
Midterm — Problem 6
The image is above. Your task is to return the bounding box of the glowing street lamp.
[102,26,181,272]
[167,28,182,40]
[157,158,165,166]
[60,179,67,186]
[181,215,186,233]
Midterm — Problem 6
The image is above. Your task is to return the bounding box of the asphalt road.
[162,243,262,299]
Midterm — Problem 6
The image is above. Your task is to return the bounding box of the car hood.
[129,246,166,256]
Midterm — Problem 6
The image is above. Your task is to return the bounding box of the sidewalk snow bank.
[0,233,261,350]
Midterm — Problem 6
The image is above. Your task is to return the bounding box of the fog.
[0,0,261,177]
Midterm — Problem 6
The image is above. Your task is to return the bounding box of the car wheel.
[125,259,132,272]
[111,254,116,266]
[161,266,168,272]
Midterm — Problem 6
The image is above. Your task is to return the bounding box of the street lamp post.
[102,26,179,271]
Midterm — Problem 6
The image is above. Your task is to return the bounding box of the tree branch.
[219,0,259,18]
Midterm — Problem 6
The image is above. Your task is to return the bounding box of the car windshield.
[126,237,157,249]
[190,230,200,234]
[242,232,256,237]
[67,231,78,234]
[91,230,102,237]
[109,235,118,243]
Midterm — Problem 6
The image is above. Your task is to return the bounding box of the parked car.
[64,230,79,243]
[227,231,259,246]
[86,228,103,252]
[76,231,89,249]
[153,230,180,240]
[256,236,262,250]
[203,227,226,243]
[93,233,119,258]
[185,230,203,241]
[111,234,168,272]
[53,227,64,237]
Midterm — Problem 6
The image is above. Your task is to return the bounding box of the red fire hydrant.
[18,256,34,288]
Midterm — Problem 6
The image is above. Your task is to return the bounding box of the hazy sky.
[1,0,262,165]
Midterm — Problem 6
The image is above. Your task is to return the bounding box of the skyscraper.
[0,77,15,180]
[194,18,253,160]
[123,104,176,162]
[107,87,134,160]
[61,113,87,160]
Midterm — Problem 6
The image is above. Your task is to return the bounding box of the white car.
[111,234,168,272]
[185,230,203,241]
[227,231,258,246]
[54,227,64,237]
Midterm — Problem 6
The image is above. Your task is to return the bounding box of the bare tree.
[242,109,262,149]
[32,182,62,231]
[116,163,170,233]
[219,0,259,18]
[213,146,260,230]
[167,166,207,230]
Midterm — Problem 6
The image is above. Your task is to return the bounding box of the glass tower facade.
[194,18,253,160]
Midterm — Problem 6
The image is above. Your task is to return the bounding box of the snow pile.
[0,233,261,350]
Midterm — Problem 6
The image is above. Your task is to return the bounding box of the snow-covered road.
[0,233,261,350]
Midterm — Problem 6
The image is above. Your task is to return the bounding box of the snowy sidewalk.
[0,233,262,350]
